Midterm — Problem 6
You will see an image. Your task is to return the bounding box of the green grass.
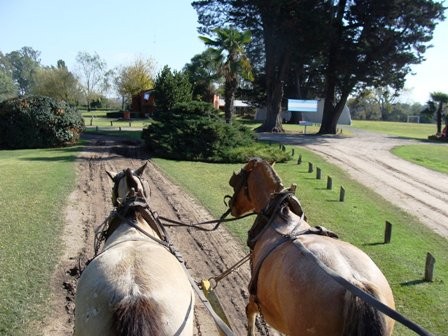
[83,128,143,141]
[83,117,150,128]
[392,144,448,174]
[352,120,437,140]
[0,146,79,336]
[154,147,448,336]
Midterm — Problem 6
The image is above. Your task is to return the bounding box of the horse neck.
[104,213,160,248]
[250,170,284,213]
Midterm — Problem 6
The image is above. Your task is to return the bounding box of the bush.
[0,95,85,149]
[141,101,290,163]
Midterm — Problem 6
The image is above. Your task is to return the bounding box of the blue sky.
[0,0,447,104]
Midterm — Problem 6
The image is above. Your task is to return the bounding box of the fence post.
[424,253,436,282]
[384,221,392,244]
[308,162,314,173]
[291,148,295,157]
[129,121,132,127]
[110,121,113,126]
[326,176,333,190]
[297,154,302,165]
[316,167,322,180]
[339,186,345,202]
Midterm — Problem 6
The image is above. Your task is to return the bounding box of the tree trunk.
[436,102,443,134]
[319,0,347,135]
[256,5,291,133]
[261,81,284,131]
[224,78,237,124]
[319,94,348,134]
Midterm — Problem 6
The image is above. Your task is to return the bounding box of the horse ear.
[134,161,148,177]
[106,171,117,180]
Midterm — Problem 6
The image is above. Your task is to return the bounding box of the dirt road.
[41,129,447,335]
[41,134,275,336]
[259,129,448,238]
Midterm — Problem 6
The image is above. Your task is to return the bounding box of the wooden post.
[316,167,321,179]
[297,154,302,165]
[119,126,122,131]
[339,186,345,202]
[291,148,295,157]
[384,221,392,244]
[327,176,333,190]
[110,121,113,126]
[281,144,286,152]
[95,126,98,132]
[308,162,313,173]
[129,121,132,127]
[90,117,93,126]
[424,253,436,282]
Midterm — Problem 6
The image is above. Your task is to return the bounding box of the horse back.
[254,234,394,335]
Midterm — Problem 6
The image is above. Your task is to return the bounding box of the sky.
[0,0,447,104]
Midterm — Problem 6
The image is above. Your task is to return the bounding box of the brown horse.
[74,162,194,336]
[228,158,395,336]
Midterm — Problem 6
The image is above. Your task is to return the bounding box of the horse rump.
[113,296,162,336]
[342,284,388,336]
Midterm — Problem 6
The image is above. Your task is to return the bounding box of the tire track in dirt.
[41,134,276,336]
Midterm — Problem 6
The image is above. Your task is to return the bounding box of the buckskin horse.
[74,162,194,336]
[227,158,395,336]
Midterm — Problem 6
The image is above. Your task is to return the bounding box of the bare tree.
[75,52,110,110]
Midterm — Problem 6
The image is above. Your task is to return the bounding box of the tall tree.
[200,28,253,123]
[193,0,445,134]
[184,49,221,102]
[115,57,156,109]
[2,47,41,96]
[319,0,445,134]
[75,51,110,110]
[424,92,448,134]
[32,60,81,104]
[0,68,16,101]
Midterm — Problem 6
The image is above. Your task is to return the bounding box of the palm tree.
[424,92,448,135]
[200,28,253,123]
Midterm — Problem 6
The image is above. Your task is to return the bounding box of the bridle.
[227,168,251,208]
[110,168,150,207]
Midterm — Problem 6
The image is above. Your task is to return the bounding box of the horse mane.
[342,283,388,336]
[113,296,163,336]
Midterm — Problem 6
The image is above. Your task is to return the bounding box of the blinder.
[227,168,251,208]
[111,169,150,207]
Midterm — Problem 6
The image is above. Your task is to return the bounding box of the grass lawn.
[351,120,437,140]
[0,146,79,336]
[154,146,447,336]
[83,128,143,141]
[392,144,448,175]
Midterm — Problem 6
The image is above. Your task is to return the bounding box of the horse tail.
[342,282,389,336]
[112,296,162,336]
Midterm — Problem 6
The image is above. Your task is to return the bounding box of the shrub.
[141,101,290,163]
[0,95,85,149]
[154,66,192,113]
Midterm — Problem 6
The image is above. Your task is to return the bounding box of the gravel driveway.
[258,129,448,238]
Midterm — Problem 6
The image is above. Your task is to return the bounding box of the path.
[258,129,448,238]
[40,133,275,336]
